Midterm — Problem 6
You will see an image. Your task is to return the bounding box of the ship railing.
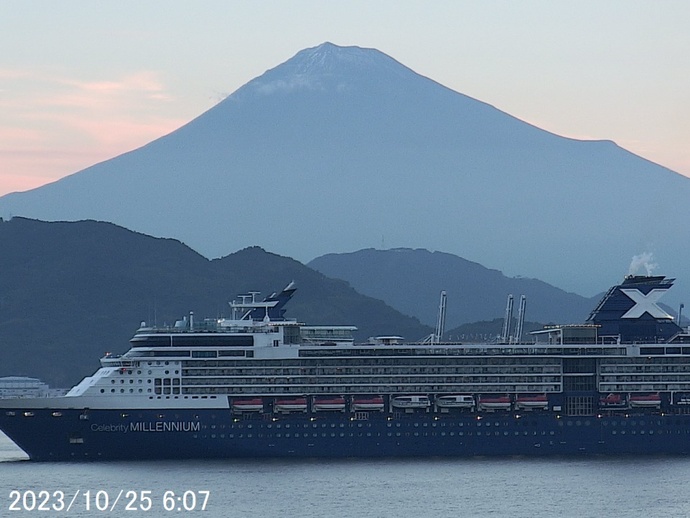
[102,358,138,368]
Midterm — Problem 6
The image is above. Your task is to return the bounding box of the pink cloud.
[0,68,190,195]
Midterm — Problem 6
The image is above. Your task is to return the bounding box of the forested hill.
[0,218,430,386]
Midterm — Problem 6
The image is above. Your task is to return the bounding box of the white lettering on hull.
[90,422,201,433]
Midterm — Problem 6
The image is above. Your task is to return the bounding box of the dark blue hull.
[3,408,690,461]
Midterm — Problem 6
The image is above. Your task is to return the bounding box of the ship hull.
[3,407,690,461]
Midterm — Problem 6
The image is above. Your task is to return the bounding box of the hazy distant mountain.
[1,42,689,300]
[0,218,429,386]
[309,248,597,329]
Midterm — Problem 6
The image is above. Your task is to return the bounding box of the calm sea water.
[2,431,689,517]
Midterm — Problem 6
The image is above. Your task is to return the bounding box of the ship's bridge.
[531,324,603,345]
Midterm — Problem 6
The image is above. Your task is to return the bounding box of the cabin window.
[192,351,218,358]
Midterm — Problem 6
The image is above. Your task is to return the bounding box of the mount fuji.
[2,42,689,298]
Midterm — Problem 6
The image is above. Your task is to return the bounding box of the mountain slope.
[0,218,429,386]
[309,248,597,329]
[1,42,688,299]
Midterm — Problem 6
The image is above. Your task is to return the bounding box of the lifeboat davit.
[599,393,626,407]
[436,394,475,408]
[231,398,264,412]
[351,396,385,411]
[313,396,346,411]
[515,394,548,410]
[629,393,662,408]
[478,395,511,411]
[391,395,431,409]
[274,397,308,412]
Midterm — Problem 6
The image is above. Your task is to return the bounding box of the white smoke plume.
[628,252,658,276]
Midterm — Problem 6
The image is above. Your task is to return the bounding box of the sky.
[1,1,689,197]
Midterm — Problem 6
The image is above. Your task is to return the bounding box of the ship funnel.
[586,275,682,342]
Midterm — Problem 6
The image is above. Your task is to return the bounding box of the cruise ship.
[2,276,690,461]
